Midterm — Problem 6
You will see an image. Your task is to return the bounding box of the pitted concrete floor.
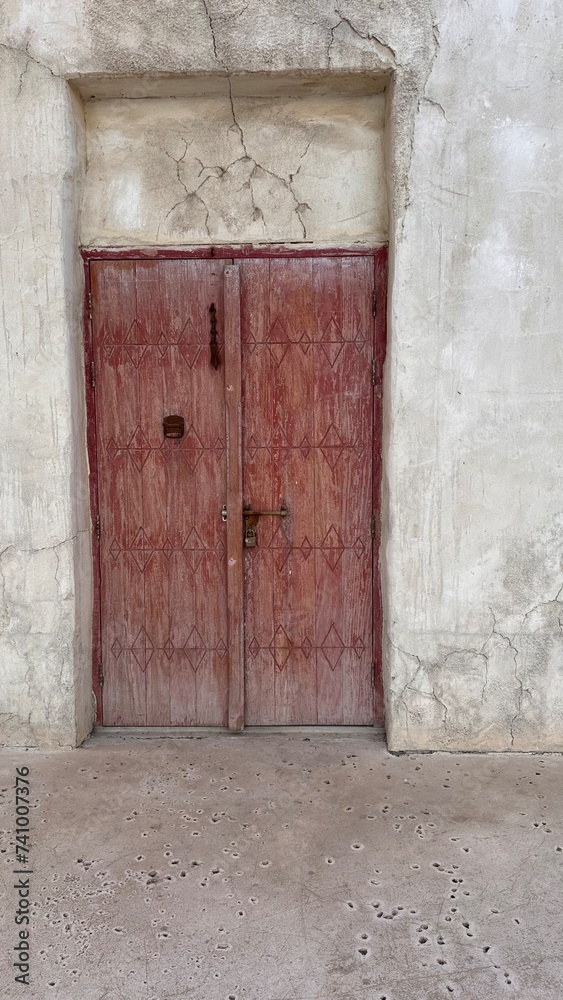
[1,729,562,1000]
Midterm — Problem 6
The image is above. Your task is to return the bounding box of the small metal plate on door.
[163,415,185,438]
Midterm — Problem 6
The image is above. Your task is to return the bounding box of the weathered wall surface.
[0,47,92,746]
[82,89,387,247]
[1,0,562,749]
[385,0,563,751]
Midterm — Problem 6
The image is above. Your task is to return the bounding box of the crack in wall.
[332,8,397,65]
[421,95,451,124]
[225,79,310,239]
[200,0,221,66]
[152,8,313,240]
[0,40,57,82]
[392,644,450,733]
[160,143,212,239]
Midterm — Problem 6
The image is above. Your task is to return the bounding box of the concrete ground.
[1,729,562,1000]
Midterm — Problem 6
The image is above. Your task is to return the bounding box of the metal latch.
[243,504,288,548]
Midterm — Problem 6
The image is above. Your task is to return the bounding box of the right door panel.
[240,257,376,725]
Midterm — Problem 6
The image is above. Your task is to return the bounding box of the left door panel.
[91,260,228,725]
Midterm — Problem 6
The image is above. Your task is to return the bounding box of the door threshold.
[87,725,385,743]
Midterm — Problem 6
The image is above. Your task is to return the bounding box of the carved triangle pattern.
[242,426,365,461]
[247,623,366,673]
[104,420,220,471]
[268,342,289,366]
[269,316,291,343]
[178,345,202,368]
[125,426,152,472]
[178,317,201,344]
[109,629,227,673]
[102,316,203,349]
[108,529,226,571]
[257,531,370,573]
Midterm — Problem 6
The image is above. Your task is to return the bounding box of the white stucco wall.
[0,47,91,746]
[1,0,562,749]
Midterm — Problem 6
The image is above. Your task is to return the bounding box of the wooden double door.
[89,253,385,728]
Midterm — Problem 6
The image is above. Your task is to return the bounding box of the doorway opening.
[84,247,386,728]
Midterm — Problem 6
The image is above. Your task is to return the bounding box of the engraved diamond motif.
[183,528,206,572]
[319,424,344,470]
[320,525,344,571]
[272,547,291,571]
[163,639,175,660]
[299,331,312,355]
[299,435,312,458]
[320,624,344,671]
[109,538,121,561]
[353,636,366,659]
[183,424,204,473]
[110,638,123,658]
[106,437,119,459]
[126,426,152,471]
[248,637,260,658]
[131,627,153,671]
[300,536,313,560]
[270,625,292,670]
[130,528,152,571]
[353,538,366,559]
[184,627,206,672]
[320,317,344,367]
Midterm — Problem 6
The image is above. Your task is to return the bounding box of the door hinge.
[372,359,376,386]
[88,292,93,321]
[371,662,376,687]
[98,662,104,687]
[91,361,96,388]
[371,513,376,539]
[372,289,377,316]
[95,514,100,540]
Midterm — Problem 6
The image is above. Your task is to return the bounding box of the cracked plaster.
[81,91,387,246]
[1,0,563,751]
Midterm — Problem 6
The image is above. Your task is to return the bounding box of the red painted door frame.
[82,245,387,726]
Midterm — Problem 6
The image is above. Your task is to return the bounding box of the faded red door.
[90,254,383,727]
[91,259,229,725]
[240,258,376,724]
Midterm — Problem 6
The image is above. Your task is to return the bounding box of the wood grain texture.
[240,257,377,725]
[91,259,228,725]
[224,266,244,731]
[88,251,386,727]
